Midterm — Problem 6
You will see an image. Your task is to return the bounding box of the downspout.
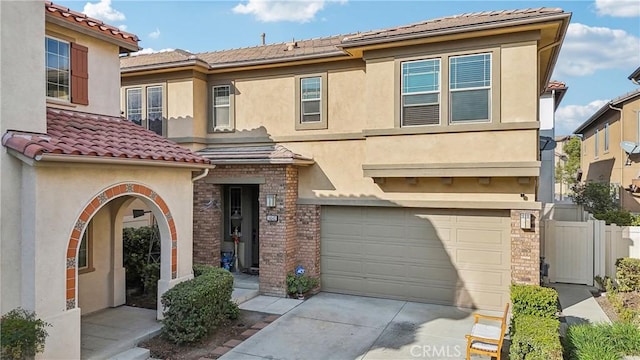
[191,168,210,182]
[610,104,624,208]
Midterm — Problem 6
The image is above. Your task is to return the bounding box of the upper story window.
[449,53,491,123]
[123,85,165,136]
[595,128,599,157]
[295,73,327,130]
[401,59,440,126]
[301,77,322,123]
[46,36,88,105]
[604,123,609,152]
[213,85,231,130]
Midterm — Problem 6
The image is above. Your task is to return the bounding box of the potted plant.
[286,265,318,299]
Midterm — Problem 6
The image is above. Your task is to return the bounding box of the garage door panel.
[321,206,511,311]
[456,229,505,245]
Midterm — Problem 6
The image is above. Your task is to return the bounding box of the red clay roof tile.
[2,108,209,166]
[45,1,139,51]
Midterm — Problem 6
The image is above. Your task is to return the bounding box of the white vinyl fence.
[543,204,640,285]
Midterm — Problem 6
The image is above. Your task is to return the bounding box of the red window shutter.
[70,43,89,105]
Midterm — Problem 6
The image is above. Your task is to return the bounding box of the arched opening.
[65,183,178,318]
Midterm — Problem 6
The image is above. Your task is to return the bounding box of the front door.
[224,185,259,272]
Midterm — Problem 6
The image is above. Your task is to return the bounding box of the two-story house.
[574,66,640,212]
[1,2,210,358]
[121,8,570,311]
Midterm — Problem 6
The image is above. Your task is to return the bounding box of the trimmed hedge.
[616,258,640,292]
[160,265,237,344]
[564,322,640,360]
[510,315,562,360]
[511,284,559,321]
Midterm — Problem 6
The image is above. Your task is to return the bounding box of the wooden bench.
[465,303,509,360]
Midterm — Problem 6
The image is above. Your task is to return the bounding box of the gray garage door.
[320,206,511,311]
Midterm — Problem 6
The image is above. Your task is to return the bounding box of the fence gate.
[545,220,595,285]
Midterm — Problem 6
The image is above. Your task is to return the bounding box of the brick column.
[192,180,222,266]
[296,204,321,280]
[511,209,541,285]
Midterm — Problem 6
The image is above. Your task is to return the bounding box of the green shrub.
[193,263,216,277]
[1,308,50,360]
[123,226,160,289]
[142,263,160,295]
[511,284,559,321]
[510,315,562,360]
[161,267,236,344]
[616,258,640,292]
[286,272,318,296]
[595,210,634,226]
[564,322,640,359]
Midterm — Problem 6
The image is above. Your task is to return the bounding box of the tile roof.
[2,108,209,166]
[574,88,640,134]
[341,8,565,45]
[45,1,139,51]
[546,80,567,90]
[121,7,568,71]
[197,144,314,165]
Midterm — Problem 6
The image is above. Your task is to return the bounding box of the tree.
[570,182,634,225]
[556,136,581,188]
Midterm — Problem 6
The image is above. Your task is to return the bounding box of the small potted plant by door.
[286,265,318,300]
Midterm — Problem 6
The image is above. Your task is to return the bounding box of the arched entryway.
[64,182,178,315]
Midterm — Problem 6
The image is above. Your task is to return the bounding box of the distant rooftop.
[574,88,640,134]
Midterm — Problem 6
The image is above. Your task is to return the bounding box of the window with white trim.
[595,128,599,157]
[300,77,322,123]
[78,221,93,273]
[213,85,231,129]
[46,37,70,101]
[401,59,440,126]
[123,85,165,136]
[604,123,609,152]
[449,53,491,123]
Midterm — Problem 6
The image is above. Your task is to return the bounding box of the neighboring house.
[574,88,640,212]
[0,2,210,358]
[554,134,574,201]
[630,66,640,85]
[121,8,571,311]
[539,80,568,204]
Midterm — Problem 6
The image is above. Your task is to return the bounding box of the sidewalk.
[552,283,611,325]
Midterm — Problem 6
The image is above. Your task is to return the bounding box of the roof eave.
[629,66,640,83]
[32,153,213,169]
[207,51,350,70]
[207,159,315,166]
[339,12,571,48]
[120,59,211,74]
[574,90,640,134]
[46,14,139,53]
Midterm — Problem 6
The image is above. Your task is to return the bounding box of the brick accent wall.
[192,180,221,266]
[296,204,321,280]
[193,164,301,297]
[511,209,541,285]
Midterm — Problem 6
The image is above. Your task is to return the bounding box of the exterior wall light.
[266,194,277,208]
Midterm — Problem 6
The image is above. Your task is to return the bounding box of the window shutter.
[70,43,89,105]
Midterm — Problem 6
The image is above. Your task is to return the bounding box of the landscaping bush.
[1,308,50,360]
[511,284,559,321]
[161,266,236,344]
[564,322,640,360]
[509,315,562,360]
[616,258,640,292]
[123,226,160,290]
[142,262,160,296]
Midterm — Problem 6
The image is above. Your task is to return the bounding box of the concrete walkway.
[220,292,499,360]
[552,283,611,325]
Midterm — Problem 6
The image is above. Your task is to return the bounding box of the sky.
[56,0,640,136]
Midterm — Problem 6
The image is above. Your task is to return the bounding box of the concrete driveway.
[221,292,501,360]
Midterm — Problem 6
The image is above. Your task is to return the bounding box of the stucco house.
[574,87,640,212]
[539,80,568,203]
[0,2,211,358]
[120,7,571,312]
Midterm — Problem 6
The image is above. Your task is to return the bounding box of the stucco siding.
[167,79,195,138]
[45,23,121,116]
[78,207,112,315]
[500,41,538,123]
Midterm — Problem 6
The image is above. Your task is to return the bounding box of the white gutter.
[191,168,210,182]
[34,153,214,169]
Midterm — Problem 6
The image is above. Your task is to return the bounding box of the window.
[449,53,491,123]
[78,221,93,273]
[46,36,88,105]
[123,85,165,136]
[46,37,70,101]
[401,59,440,126]
[295,73,327,130]
[595,128,599,157]
[301,77,321,123]
[604,123,609,152]
[213,85,231,130]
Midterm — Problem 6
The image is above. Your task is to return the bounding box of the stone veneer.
[193,164,320,297]
[510,209,541,285]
